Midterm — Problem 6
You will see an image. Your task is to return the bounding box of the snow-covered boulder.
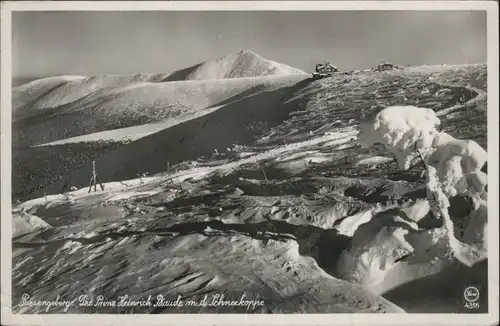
[336,209,418,286]
[12,210,51,238]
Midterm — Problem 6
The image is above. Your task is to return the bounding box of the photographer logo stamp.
[463,286,480,309]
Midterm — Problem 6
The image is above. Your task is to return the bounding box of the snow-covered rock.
[12,210,52,238]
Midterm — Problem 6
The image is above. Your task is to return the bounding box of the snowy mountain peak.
[163,50,307,81]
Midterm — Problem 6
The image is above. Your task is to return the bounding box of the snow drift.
[336,209,417,285]
[12,210,52,238]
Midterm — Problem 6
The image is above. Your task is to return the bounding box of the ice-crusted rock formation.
[339,105,488,288]
[13,210,52,238]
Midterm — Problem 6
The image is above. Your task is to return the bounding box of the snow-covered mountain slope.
[13,65,487,201]
[11,63,488,313]
[13,75,307,148]
[164,49,307,81]
[13,75,308,199]
[13,50,306,123]
[13,73,169,118]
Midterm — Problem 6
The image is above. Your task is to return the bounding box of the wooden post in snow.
[88,160,104,193]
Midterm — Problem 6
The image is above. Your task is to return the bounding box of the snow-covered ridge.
[34,105,226,147]
[164,49,307,81]
[14,74,307,149]
[13,50,307,121]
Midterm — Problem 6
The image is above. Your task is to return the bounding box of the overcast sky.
[12,10,486,79]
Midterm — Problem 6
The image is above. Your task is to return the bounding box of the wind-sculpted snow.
[255,65,486,150]
[12,63,488,313]
[336,209,417,286]
[350,103,487,295]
